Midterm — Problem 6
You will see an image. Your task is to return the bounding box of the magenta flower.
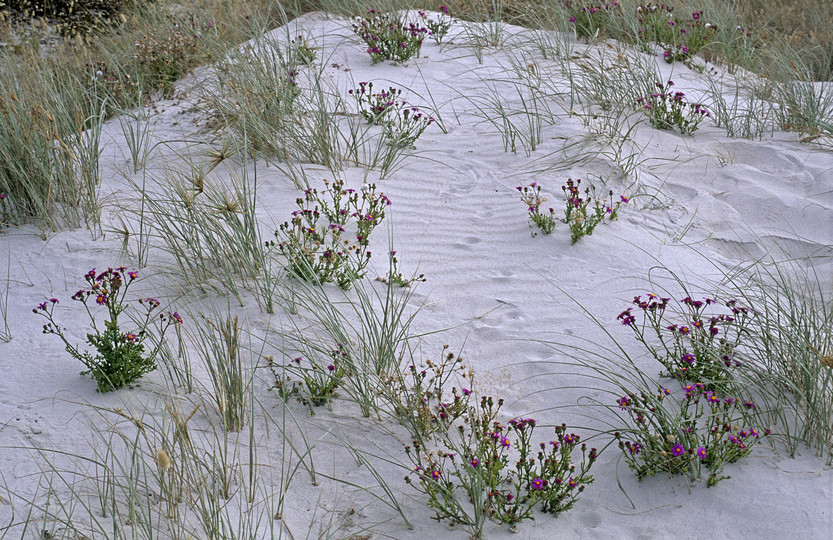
[671,443,685,456]
[696,446,707,460]
[531,477,545,490]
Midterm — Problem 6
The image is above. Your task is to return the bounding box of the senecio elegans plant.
[635,4,719,63]
[34,267,182,392]
[517,180,626,242]
[405,391,596,536]
[349,82,435,148]
[395,350,595,536]
[614,385,769,487]
[636,80,710,135]
[560,0,622,40]
[419,6,452,45]
[617,294,755,389]
[271,179,390,289]
[352,9,428,64]
[614,294,769,486]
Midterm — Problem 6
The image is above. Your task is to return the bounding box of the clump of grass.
[726,258,833,464]
[191,310,248,431]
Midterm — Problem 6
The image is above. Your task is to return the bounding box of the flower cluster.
[419,6,453,45]
[405,394,596,530]
[351,9,428,64]
[270,179,391,289]
[617,294,755,388]
[34,267,182,392]
[634,4,719,63]
[349,82,435,148]
[517,182,558,236]
[561,178,627,244]
[636,80,710,135]
[559,0,621,39]
[270,343,349,407]
[615,385,769,486]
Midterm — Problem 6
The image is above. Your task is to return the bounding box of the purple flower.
[671,443,685,456]
[617,396,632,409]
[531,477,545,490]
[696,446,707,460]
[470,458,480,468]
[681,353,695,364]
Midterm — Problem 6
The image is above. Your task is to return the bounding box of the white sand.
[1,11,831,539]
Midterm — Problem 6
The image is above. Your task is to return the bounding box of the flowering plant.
[351,9,427,64]
[270,179,390,289]
[615,385,769,486]
[617,294,755,388]
[419,6,453,45]
[561,178,626,244]
[268,343,349,407]
[349,82,435,148]
[378,251,426,287]
[636,80,710,135]
[517,182,558,236]
[405,393,596,532]
[559,0,621,39]
[634,5,718,63]
[290,34,316,65]
[34,267,182,392]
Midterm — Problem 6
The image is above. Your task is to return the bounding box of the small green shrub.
[636,80,710,135]
[34,267,182,391]
[615,385,769,487]
[561,178,626,244]
[351,9,428,64]
[271,179,391,289]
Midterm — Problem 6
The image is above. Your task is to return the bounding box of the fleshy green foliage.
[561,178,625,244]
[34,267,181,391]
[616,294,754,389]
[350,82,435,148]
[272,178,390,289]
[517,182,557,236]
[405,395,596,536]
[615,385,769,487]
[351,9,428,64]
[559,0,621,40]
[636,80,710,135]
